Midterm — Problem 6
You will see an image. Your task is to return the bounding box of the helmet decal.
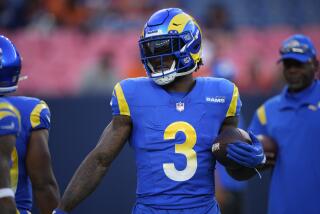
[167,13,192,33]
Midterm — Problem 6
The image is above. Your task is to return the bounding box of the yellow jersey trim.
[30,101,49,128]
[257,105,267,125]
[114,83,130,116]
[226,84,239,117]
[10,148,18,193]
[0,102,21,128]
[0,111,17,120]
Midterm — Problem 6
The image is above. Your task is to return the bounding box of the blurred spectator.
[247,56,263,93]
[204,4,234,32]
[212,59,236,81]
[44,0,90,28]
[79,51,119,95]
[0,0,29,29]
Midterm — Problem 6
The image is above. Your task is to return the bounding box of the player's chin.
[288,81,305,91]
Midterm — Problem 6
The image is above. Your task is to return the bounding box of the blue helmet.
[139,8,203,85]
[0,35,21,94]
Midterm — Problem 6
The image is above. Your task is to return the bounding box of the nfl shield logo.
[176,102,184,112]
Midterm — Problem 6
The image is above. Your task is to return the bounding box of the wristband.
[0,188,15,198]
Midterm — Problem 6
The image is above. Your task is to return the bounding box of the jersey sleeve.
[30,100,51,130]
[0,101,19,136]
[225,83,242,118]
[110,82,131,116]
[248,105,268,135]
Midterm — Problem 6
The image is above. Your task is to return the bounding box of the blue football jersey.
[249,80,320,214]
[0,98,19,136]
[5,96,51,212]
[111,77,241,210]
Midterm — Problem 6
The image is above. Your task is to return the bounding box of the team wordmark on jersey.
[205,96,226,103]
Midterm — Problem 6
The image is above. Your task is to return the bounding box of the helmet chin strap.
[152,63,197,85]
[147,57,198,85]
[175,63,197,77]
[0,85,18,94]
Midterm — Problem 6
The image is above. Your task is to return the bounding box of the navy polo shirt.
[249,80,320,214]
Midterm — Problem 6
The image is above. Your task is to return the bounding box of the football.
[212,127,252,169]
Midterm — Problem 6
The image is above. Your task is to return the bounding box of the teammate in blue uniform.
[0,99,19,214]
[249,34,320,214]
[53,8,265,214]
[0,35,60,214]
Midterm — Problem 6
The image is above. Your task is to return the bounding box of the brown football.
[212,127,252,169]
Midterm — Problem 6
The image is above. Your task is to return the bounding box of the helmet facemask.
[139,33,198,85]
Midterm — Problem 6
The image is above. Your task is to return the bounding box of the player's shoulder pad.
[202,77,241,117]
[117,77,150,95]
[201,77,236,96]
[114,77,151,103]
[22,97,51,129]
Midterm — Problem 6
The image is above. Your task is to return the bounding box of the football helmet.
[139,8,203,85]
[0,35,21,94]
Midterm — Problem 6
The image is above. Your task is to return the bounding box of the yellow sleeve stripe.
[114,83,130,116]
[30,101,49,128]
[257,105,267,125]
[0,111,17,120]
[168,13,192,33]
[226,84,239,117]
[10,148,18,193]
[0,102,21,128]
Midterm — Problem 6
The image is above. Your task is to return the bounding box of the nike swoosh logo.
[256,153,264,157]
[173,23,182,26]
[1,122,15,130]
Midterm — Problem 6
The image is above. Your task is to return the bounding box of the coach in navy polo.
[249,34,320,214]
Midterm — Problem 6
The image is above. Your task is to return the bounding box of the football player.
[249,34,320,214]
[0,35,60,214]
[0,99,19,214]
[53,8,265,214]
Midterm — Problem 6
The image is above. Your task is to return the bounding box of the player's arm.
[219,116,239,133]
[26,129,60,214]
[0,135,17,214]
[219,116,256,180]
[219,117,264,181]
[56,115,132,213]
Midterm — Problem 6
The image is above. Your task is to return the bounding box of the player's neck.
[163,75,195,93]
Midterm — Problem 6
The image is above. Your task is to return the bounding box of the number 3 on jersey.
[163,121,197,182]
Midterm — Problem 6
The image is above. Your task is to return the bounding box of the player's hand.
[52,208,68,214]
[226,132,266,168]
